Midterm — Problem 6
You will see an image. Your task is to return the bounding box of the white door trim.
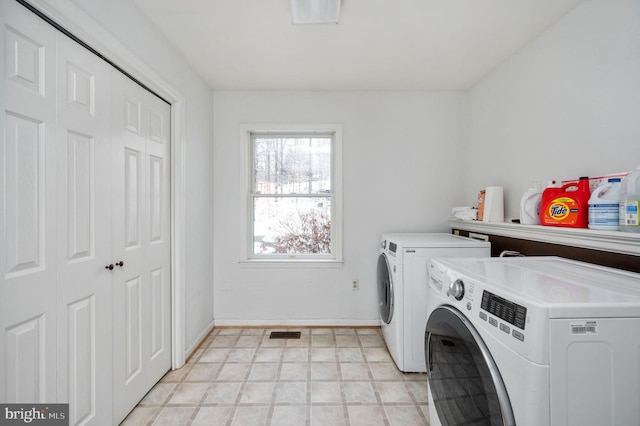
[23,0,188,368]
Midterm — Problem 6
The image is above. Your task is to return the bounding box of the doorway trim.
[23,0,188,368]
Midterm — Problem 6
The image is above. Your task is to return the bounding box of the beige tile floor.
[121,327,430,426]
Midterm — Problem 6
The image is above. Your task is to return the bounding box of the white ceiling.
[133,0,585,91]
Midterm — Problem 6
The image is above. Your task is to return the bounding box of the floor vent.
[269,331,301,339]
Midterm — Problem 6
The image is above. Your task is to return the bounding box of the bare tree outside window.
[251,135,333,256]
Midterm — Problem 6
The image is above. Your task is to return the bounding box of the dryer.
[425,256,640,426]
[376,233,490,372]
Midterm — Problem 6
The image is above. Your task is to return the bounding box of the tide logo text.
[549,203,570,220]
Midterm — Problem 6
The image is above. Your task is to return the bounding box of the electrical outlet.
[352,279,359,290]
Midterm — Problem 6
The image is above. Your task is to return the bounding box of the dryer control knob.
[449,279,465,301]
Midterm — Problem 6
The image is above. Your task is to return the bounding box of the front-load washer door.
[426,305,515,426]
[377,253,394,324]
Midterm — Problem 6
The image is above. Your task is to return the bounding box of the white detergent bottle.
[588,178,621,231]
[519,181,543,225]
[619,166,640,233]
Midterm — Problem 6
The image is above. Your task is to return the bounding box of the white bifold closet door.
[55,29,114,425]
[111,70,172,425]
[0,1,171,424]
[0,0,59,406]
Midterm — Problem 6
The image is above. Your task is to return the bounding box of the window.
[241,124,342,262]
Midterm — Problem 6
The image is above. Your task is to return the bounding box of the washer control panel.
[481,290,527,330]
[429,259,528,344]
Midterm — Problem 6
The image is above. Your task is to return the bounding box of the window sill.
[238,259,344,268]
[449,218,640,257]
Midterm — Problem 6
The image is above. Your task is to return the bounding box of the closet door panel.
[4,113,45,274]
[66,131,94,261]
[124,148,142,248]
[56,34,113,425]
[125,275,143,381]
[0,1,57,404]
[112,73,148,424]
[149,267,165,357]
[4,315,47,402]
[111,72,171,425]
[144,94,170,368]
[66,296,95,424]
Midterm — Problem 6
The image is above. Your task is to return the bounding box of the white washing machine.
[425,256,640,426]
[376,233,490,372]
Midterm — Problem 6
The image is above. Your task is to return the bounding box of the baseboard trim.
[212,319,381,328]
[184,319,215,364]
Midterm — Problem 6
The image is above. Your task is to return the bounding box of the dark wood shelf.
[449,219,640,273]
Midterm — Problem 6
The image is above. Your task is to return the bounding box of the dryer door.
[376,253,393,324]
[426,305,515,426]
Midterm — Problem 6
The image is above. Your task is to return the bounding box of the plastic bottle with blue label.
[588,178,621,231]
[619,166,640,233]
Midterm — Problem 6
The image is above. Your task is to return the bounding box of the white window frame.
[240,123,343,266]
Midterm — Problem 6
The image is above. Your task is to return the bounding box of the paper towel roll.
[482,186,504,223]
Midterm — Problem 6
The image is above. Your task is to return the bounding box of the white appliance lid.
[432,256,640,318]
[382,233,490,248]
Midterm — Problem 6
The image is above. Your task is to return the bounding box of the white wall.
[213,91,467,324]
[64,0,640,330]
[466,0,640,220]
[67,0,215,351]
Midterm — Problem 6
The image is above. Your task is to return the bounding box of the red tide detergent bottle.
[540,176,591,228]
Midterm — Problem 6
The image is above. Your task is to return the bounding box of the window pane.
[253,136,332,195]
[253,197,331,255]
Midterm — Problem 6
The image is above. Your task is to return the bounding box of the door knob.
[106,262,124,270]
